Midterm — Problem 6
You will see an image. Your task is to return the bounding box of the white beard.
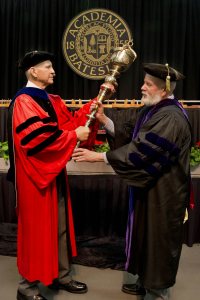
[141,93,162,106]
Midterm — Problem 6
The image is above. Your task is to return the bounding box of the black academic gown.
[106,99,191,289]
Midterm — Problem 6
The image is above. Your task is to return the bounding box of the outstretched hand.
[72,148,104,162]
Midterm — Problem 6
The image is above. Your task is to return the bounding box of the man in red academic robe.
[7,50,99,300]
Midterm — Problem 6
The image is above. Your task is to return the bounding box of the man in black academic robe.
[72,63,192,300]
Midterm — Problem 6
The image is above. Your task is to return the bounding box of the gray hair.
[148,74,176,95]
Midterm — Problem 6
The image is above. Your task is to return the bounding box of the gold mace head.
[105,41,137,85]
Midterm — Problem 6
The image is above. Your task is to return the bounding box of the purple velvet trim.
[132,98,189,139]
[125,187,135,270]
[132,106,151,139]
[125,210,134,270]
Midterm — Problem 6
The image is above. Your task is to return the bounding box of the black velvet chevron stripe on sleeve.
[138,142,169,165]
[145,132,180,156]
[128,132,181,177]
[16,116,53,133]
[21,125,58,145]
[27,129,63,156]
[129,152,160,177]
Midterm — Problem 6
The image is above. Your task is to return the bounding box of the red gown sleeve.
[49,95,99,149]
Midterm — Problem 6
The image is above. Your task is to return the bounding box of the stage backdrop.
[0,0,200,101]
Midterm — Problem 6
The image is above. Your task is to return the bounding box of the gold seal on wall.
[62,9,133,80]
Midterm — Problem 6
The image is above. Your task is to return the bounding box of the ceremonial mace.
[77,41,137,147]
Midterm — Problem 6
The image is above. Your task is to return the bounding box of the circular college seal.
[62,9,133,79]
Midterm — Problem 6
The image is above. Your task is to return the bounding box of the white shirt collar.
[26,80,42,89]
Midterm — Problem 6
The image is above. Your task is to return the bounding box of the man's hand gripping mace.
[76,42,137,147]
[76,86,111,148]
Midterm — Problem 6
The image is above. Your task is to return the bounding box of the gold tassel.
[183,208,188,224]
[165,63,171,92]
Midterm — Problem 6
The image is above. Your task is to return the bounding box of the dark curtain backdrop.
[1,106,200,143]
[0,0,200,100]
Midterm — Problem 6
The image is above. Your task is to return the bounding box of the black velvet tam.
[18,50,54,71]
[143,63,185,81]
